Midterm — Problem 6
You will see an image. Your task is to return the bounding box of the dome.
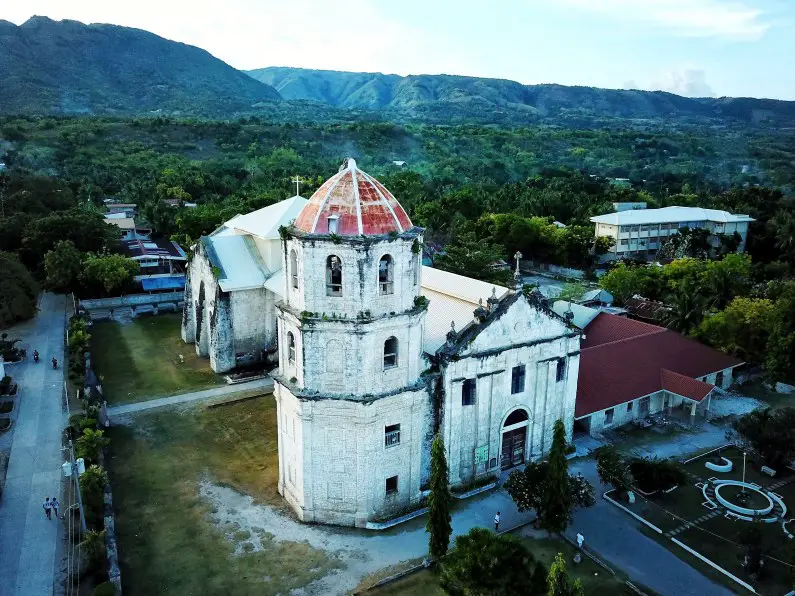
[294,158,413,236]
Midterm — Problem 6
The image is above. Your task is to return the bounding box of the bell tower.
[274,159,430,527]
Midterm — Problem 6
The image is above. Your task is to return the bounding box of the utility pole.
[65,440,88,534]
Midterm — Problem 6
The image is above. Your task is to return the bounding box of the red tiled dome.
[294,158,413,236]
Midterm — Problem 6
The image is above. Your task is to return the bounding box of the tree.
[80,253,140,296]
[738,520,769,578]
[657,227,711,260]
[79,465,108,529]
[557,282,588,303]
[435,231,512,285]
[599,263,662,305]
[542,421,574,535]
[732,408,795,469]
[664,280,706,334]
[0,252,38,327]
[505,420,594,535]
[693,297,774,364]
[426,432,453,560]
[75,428,110,464]
[547,553,584,596]
[439,528,545,596]
[594,446,634,498]
[44,240,84,293]
[772,210,795,261]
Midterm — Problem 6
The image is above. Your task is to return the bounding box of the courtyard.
[91,313,225,404]
[607,445,795,595]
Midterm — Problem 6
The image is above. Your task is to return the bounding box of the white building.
[183,159,581,527]
[591,206,754,262]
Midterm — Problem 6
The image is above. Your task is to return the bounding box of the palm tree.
[772,210,795,258]
[665,282,706,334]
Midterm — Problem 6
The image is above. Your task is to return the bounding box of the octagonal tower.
[275,159,431,527]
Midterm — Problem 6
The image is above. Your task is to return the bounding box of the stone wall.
[275,382,432,527]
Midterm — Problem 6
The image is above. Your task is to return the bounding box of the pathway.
[106,377,274,416]
[566,459,733,596]
[0,293,68,596]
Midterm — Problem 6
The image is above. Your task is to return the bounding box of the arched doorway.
[501,409,529,471]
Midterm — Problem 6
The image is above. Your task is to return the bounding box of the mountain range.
[1,16,794,127]
[0,16,279,115]
[248,66,795,126]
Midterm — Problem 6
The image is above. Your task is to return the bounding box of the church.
[182,159,581,527]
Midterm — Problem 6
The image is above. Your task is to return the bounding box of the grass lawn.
[91,314,224,404]
[370,536,635,596]
[106,396,338,595]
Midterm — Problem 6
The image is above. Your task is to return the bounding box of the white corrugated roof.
[105,217,135,230]
[263,268,285,299]
[420,266,510,354]
[222,195,308,239]
[580,289,613,304]
[421,266,509,305]
[552,301,600,330]
[211,235,269,292]
[590,206,754,226]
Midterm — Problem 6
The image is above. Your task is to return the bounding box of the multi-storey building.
[591,206,754,262]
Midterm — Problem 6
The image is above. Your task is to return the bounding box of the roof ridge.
[581,327,666,351]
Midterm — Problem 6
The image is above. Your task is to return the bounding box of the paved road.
[0,293,67,596]
[106,377,274,417]
[567,459,733,596]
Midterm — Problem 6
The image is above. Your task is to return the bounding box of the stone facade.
[440,295,580,486]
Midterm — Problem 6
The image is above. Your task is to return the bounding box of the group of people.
[42,497,61,520]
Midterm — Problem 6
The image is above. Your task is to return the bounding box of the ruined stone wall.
[182,241,278,373]
[275,382,432,527]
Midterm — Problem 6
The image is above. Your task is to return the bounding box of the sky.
[3,0,794,100]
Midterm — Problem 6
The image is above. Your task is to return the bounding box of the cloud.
[649,69,715,97]
[4,0,471,75]
[557,0,770,41]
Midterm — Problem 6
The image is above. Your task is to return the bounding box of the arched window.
[287,331,296,364]
[326,255,342,296]
[290,250,298,290]
[504,409,529,427]
[383,336,398,369]
[379,255,394,295]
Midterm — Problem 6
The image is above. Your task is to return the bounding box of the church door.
[500,409,529,471]
[500,427,527,470]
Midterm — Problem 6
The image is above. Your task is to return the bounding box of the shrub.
[93,582,116,596]
[75,428,109,464]
[79,465,108,530]
[0,375,11,394]
[80,529,107,574]
[629,457,686,494]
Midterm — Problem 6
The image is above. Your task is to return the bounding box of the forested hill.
[0,17,281,116]
[248,66,795,127]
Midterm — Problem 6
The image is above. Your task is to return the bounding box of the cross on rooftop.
[292,175,303,197]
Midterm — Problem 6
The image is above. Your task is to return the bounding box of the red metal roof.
[575,313,742,418]
[581,313,662,348]
[294,158,413,236]
[660,369,714,402]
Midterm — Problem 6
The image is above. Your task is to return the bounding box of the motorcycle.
[52,358,58,370]
[33,351,39,363]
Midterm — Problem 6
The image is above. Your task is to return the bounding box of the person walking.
[43,497,52,520]
[494,511,501,532]
[50,497,60,519]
